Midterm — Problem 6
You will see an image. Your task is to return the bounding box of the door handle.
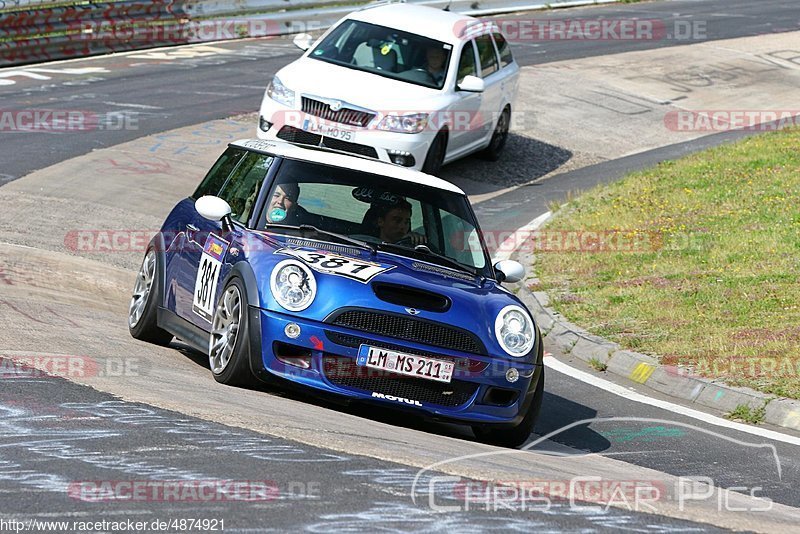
[186,224,199,243]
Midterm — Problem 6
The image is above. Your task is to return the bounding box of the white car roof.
[348,3,484,43]
[230,138,466,195]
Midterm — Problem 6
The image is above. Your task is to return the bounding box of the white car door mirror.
[457,75,485,92]
[494,259,525,283]
[293,33,315,51]
[195,196,232,222]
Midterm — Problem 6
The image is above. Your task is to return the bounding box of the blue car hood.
[243,233,529,357]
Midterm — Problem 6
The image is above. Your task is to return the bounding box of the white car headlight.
[267,76,295,107]
[495,305,535,357]
[376,113,429,134]
[270,260,316,311]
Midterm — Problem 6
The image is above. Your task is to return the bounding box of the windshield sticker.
[352,187,401,205]
[275,247,393,283]
[240,139,276,152]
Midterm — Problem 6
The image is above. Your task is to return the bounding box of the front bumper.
[254,307,541,425]
[257,98,434,171]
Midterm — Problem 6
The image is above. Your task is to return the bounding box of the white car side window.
[456,41,478,84]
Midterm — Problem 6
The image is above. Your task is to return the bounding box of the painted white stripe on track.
[544,356,800,447]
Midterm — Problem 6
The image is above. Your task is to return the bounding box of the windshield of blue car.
[308,20,452,90]
[257,158,490,275]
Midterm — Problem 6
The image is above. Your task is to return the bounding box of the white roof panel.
[231,138,466,195]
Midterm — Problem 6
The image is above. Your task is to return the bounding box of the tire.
[128,249,173,345]
[473,368,544,448]
[479,106,510,162]
[208,277,255,386]
[422,130,447,176]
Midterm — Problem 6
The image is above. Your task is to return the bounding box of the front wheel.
[479,107,510,162]
[209,277,255,386]
[422,130,447,176]
[128,249,173,345]
[473,368,544,448]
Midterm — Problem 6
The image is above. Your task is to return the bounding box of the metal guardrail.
[0,0,617,67]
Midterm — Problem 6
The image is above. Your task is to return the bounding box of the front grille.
[327,309,485,355]
[276,126,379,159]
[277,125,321,145]
[322,355,479,407]
[321,137,379,158]
[301,96,375,127]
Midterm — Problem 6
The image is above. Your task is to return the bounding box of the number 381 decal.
[193,234,230,321]
[276,248,393,283]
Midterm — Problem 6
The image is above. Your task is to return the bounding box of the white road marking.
[193,91,238,96]
[0,67,109,86]
[102,101,163,110]
[126,45,229,60]
[544,356,800,447]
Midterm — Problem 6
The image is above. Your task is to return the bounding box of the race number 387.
[193,234,229,321]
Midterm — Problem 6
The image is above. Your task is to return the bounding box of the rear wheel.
[473,368,544,448]
[480,106,510,162]
[422,130,447,176]
[128,249,173,345]
[209,277,255,386]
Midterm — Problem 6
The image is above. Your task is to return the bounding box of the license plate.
[356,345,454,383]
[302,117,354,142]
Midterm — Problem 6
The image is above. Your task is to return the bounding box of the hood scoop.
[411,261,476,282]
[285,237,360,256]
[372,282,451,313]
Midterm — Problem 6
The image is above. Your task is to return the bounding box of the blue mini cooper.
[129,139,543,447]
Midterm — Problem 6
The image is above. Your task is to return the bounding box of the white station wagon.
[257,3,520,174]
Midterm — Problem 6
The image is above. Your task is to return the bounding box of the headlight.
[267,76,295,107]
[376,113,429,134]
[495,305,535,357]
[270,260,316,311]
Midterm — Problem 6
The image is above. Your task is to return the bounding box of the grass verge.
[534,128,800,398]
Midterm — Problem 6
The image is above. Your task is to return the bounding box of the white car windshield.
[258,158,489,275]
[309,20,453,90]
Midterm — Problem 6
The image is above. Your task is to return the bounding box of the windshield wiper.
[264,224,376,255]
[377,242,477,277]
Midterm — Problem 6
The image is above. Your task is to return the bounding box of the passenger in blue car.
[266,182,324,227]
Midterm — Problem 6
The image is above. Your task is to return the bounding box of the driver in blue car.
[363,199,427,245]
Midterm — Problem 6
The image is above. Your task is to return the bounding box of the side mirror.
[293,33,314,52]
[494,259,525,283]
[195,196,233,231]
[457,75,484,93]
